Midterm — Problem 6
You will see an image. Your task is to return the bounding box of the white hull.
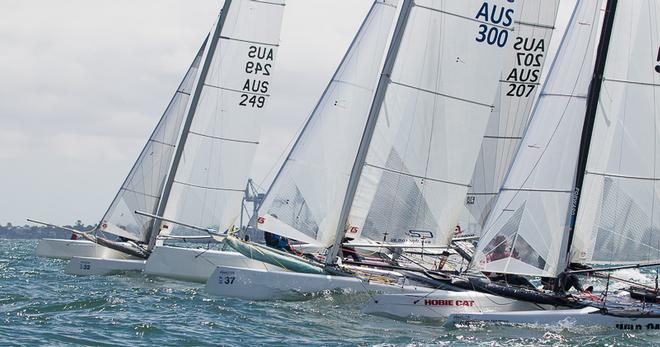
[363,291,550,319]
[206,266,434,301]
[65,256,146,276]
[445,307,660,330]
[144,246,281,283]
[36,238,134,260]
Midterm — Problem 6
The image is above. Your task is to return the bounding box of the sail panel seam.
[364,163,471,187]
[500,187,572,193]
[603,77,660,87]
[219,35,279,47]
[188,130,260,145]
[390,80,494,109]
[204,83,270,97]
[249,0,285,6]
[414,4,514,31]
[119,187,162,200]
[173,180,245,192]
[586,170,660,181]
[148,139,176,148]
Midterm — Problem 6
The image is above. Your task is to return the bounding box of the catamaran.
[444,0,660,328]
[36,0,289,281]
[206,0,519,300]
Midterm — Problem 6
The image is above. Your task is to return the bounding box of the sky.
[0,0,575,226]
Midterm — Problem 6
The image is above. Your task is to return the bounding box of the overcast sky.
[0,0,575,226]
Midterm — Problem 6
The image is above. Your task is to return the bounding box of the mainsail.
[463,0,559,237]
[571,0,660,265]
[472,0,603,277]
[98,38,208,243]
[256,0,399,247]
[344,0,517,248]
[154,0,286,241]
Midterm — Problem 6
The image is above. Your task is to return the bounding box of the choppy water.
[1,240,659,346]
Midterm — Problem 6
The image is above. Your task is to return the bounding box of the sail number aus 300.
[474,1,515,48]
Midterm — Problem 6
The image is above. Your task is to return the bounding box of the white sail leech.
[346,0,518,248]
[99,39,208,243]
[159,0,286,238]
[462,0,560,238]
[571,0,660,265]
[255,0,399,248]
[472,0,604,277]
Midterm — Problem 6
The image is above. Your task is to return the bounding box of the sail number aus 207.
[474,1,515,48]
[239,45,275,108]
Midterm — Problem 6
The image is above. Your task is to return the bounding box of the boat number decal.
[79,261,91,271]
[257,216,266,224]
[505,36,546,98]
[407,230,434,239]
[424,299,475,307]
[655,46,660,73]
[348,226,359,234]
[239,45,275,108]
[617,323,660,331]
[474,1,515,48]
[218,276,236,285]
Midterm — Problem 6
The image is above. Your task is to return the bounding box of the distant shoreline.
[0,222,93,240]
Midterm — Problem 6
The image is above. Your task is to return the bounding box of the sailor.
[264,231,291,252]
[341,237,362,262]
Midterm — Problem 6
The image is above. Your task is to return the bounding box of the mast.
[147,0,233,250]
[325,0,414,265]
[564,0,618,267]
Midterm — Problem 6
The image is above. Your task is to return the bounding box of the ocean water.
[1,240,659,346]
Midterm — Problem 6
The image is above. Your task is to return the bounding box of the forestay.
[256,0,398,247]
[572,1,660,265]
[472,0,603,277]
[463,0,559,237]
[99,39,207,243]
[347,0,516,247]
[159,0,286,236]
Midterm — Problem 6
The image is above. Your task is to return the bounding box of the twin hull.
[205,266,436,301]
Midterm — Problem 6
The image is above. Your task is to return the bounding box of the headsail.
[345,0,517,248]
[463,0,560,237]
[155,0,286,240]
[571,0,660,265]
[98,38,208,243]
[255,0,399,247]
[472,0,604,277]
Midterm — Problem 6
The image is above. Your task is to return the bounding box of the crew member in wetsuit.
[264,231,291,252]
[485,236,535,289]
[542,274,593,294]
[341,237,361,262]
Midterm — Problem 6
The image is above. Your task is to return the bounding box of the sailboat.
[444,0,660,328]
[39,0,288,279]
[206,0,518,300]
[33,35,208,262]
[363,0,564,318]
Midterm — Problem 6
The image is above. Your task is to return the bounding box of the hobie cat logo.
[408,230,434,239]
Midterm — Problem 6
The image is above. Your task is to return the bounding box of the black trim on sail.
[564,0,619,267]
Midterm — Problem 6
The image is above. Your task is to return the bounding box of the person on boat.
[341,237,362,262]
[484,236,535,289]
[541,273,593,294]
[264,231,291,252]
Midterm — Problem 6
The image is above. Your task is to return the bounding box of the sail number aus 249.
[474,1,515,48]
[239,45,274,108]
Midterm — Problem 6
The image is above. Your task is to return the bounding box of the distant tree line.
[0,220,95,239]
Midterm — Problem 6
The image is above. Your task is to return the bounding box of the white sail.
[256,0,398,247]
[347,0,517,247]
[160,0,286,236]
[463,0,560,237]
[472,0,603,277]
[99,39,208,242]
[571,0,660,265]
